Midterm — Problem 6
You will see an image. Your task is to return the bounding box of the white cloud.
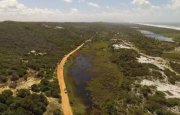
[78,0,86,3]
[169,0,180,9]
[106,6,110,9]
[87,2,100,8]
[0,0,25,11]
[71,8,79,13]
[132,0,154,9]
[0,0,61,22]
[0,0,180,22]
[64,0,73,3]
[0,0,57,15]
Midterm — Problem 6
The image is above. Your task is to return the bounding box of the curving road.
[57,40,90,115]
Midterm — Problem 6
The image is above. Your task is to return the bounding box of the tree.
[2,90,13,98]
[4,107,31,115]
[0,103,8,112]
[10,73,19,81]
[51,89,60,98]
[36,71,44,78]
[16,89,30,98]
[33,107,43,115]
[0,76,8,83]
[53,109,62,115]
[31,84,40,92]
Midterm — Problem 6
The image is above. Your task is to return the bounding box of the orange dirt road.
[57,40,90,115]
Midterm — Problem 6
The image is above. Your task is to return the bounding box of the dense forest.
[0,21,92,83]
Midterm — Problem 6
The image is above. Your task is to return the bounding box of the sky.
[0,0,180,22]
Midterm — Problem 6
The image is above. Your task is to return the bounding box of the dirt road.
[57,40,90,115]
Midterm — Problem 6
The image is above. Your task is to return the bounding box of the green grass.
[170,62,180,74]
[81,40,124,114]
[163,51,180,61]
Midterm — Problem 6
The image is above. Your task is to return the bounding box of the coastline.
[137,23,180,31]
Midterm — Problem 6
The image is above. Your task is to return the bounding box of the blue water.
[139,30,174,42]
[70,53,93,109]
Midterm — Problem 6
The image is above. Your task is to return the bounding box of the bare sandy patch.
[0,77,41,94]
[137,53,167,70]
[141,79,180,98]
[44,97,61,115]
[112,40,137,50]
[55,26,64,29]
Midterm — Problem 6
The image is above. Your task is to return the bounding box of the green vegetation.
[111,49,149,77]
[170,62,180,74]
[0,21,91,114]
[0,22,180,115]
[163,51,180,61]
[82,40,124,115]
[53,109,63,115]
[164,69,180,84]
[63,23,180,115]
[42,79,60,98]
[136,24,180,42]
[73,34,179,115]
[0,21,88,83]
[17,89,31,98]
[0,89,48,115]
[144,91,178,115]
[109,24,177,57]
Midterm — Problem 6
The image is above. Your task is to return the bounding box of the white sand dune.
[141,80,180,98]
[137,54,167,70]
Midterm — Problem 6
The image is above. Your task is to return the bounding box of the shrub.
[0,76,8,83]
[140,86,152,97]
[53,109,62,115]
[9,82,17,89]
[37,71,44,78]
[2,90,13,98]
[164,69,179,84]
[51,89,60,98]
[166,98,180,107]
[10,73,19,81]
[145,100,162,112]
[31,84,40,92]
[0,103,8,112]
[111,49,149,77]
[16,89,30,98]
